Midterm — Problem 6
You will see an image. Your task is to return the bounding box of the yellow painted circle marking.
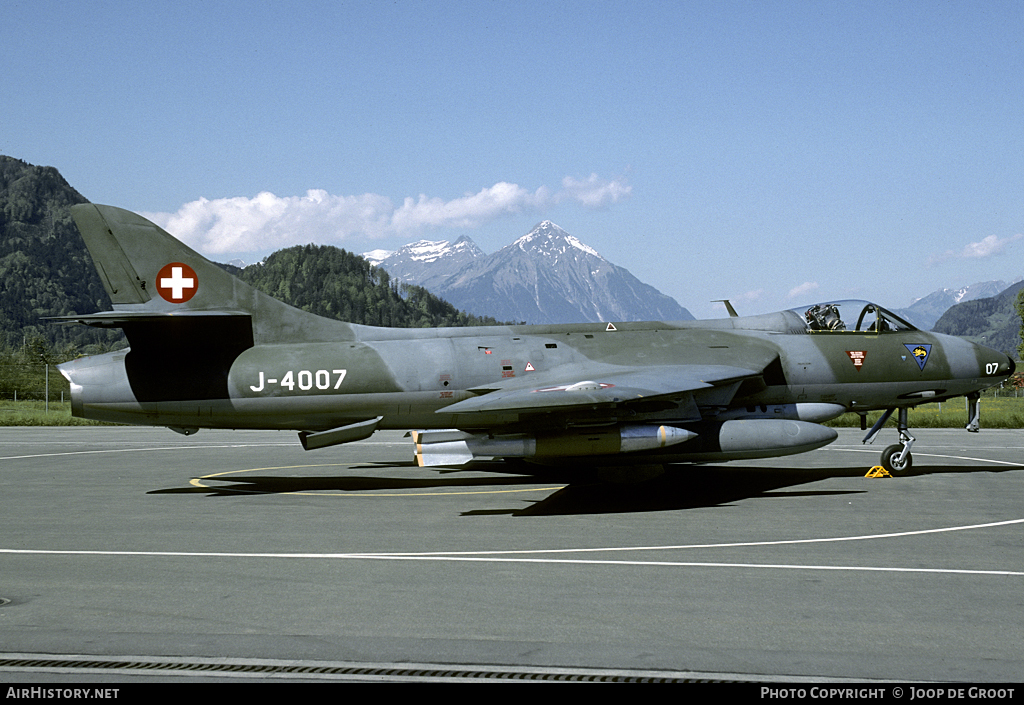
[190,463,564,497]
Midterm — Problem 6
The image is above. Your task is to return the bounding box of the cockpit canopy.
[791,300,916,333]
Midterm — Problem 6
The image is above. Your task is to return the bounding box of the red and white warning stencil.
[156,262,198,303]
[845,350,867,370]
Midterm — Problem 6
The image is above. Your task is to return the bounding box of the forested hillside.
[931,281,1024,359]
[0,156,121,351]
[233,244,508,328]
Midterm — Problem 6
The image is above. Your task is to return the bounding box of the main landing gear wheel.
[881,444,912,474]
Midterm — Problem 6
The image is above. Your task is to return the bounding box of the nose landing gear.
[864,407,915,475]
[864,393,986,474]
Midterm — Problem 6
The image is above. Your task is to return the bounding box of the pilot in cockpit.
[803,302,911,333]
[804,303,845,331]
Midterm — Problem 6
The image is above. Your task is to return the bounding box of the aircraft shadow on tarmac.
[144,463,860,515]
[471,462,1022,516]
[149,462,1013,516]
[490,466,866,516]
[150,464,541,498]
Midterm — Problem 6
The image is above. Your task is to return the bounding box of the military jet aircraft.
[55,205,1016,474]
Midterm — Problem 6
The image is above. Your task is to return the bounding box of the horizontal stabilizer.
[47,310,250,328]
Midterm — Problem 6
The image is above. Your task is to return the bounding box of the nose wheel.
[880,442,913,474]
[864,407,916,475]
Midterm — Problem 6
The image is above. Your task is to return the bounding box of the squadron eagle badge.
[904,343,933,371]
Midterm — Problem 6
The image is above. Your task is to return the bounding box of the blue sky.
[5,0,1023,318]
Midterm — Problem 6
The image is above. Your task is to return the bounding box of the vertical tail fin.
[68,204,354,343]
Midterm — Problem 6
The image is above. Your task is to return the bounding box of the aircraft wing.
[442,364,762,416]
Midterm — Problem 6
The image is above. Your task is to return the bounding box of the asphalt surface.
[2,425,1023,682]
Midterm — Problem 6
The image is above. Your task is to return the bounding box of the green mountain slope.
[931,280,1024,359]
[232,244,507,328]
[0,156,121,350]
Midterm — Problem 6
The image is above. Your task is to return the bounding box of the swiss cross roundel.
[156,262,199,303]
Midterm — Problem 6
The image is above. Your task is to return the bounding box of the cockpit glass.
[792,300,916,333]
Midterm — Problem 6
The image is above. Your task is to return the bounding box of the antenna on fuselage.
[712,300,739,318]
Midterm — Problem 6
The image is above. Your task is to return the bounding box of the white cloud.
[146,190,395,254]
[927,233,1023,267]
[143,175,631,255]
[960,233,1022,258]
[736,289,766,303]
[788,281,819,299]
[389,182,550,233]
[556,174,632,208]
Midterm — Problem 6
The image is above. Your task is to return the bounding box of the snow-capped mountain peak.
[895,280,1011,330]
[364,236,484,267]
[511,221,604,260]
[362,235,485,289]
[368,221,692,324]
[362,249,394,266]
[402,240,456,263]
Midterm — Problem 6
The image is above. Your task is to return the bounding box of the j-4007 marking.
[250,369,347,393]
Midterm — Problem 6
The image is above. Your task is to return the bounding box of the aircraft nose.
[984,350,1016,381]
[962,342,1016,388]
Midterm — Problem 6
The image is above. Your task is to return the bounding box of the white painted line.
[352,517,1024,556]
[1,547,1020,577]
[4,517,1023,577]
[833,447,1024,467]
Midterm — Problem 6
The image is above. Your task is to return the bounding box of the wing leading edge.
[416,360,806,466]
[441,363,764,417]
